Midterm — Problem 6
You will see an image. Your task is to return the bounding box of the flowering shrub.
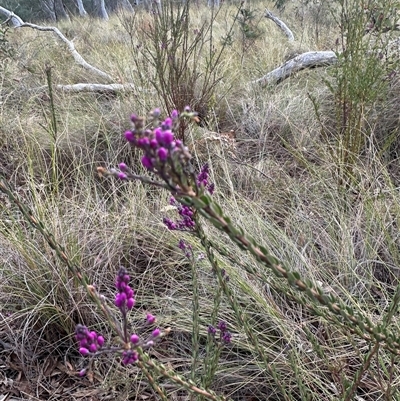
[3,106,400,400]
[75,266,164,376]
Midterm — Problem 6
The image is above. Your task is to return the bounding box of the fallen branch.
[0,6,23,27]
[1,6,112,82]
[18,22,113,82]
[34,83,154,94]
[253,51,338,86]
[264,9,294,42]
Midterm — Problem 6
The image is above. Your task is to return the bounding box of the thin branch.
[33,83,155,94]
[0,6,112,81]
[264,9,294,41]
[18,22,113,81]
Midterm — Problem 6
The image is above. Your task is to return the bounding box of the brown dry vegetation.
[2,0,400,400]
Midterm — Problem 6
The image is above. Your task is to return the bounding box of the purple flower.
[222,331,232,344]
[75,324,104,355]
[207,320,233,345]
[119,163,128,171]
[164,198,196,231]
[150,138,158,149]
[138,137,150,148]
[162,130,174,145]
[161,117,172,130]
[130,334,140,344]
[217,321,227,332]
[127,298,135,309]
[115,267,135,312]
[122,350,139,365]
[120,107,199,197]
[208,325,217,336]
[124,130,135,142]
[158,147,168,161]
[152,328,161,338]
[146,313,156,324]
[163,217,177,230]
[197,163,214,194]
[141,156,153,170]
[117,172,127,180]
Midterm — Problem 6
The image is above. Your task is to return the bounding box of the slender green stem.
[137,359,169,401]
[343,342,380,401]
[179,193,400,353]
[196,222,291,401]
[137,348,231,401]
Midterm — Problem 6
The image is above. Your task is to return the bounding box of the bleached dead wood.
[39,83,153,93]
[18,22,113,81]
[253,51,338,86]
[0,6,23,27]
[1,6,112,82]
[264,9,294,42]
[31,83,156,95]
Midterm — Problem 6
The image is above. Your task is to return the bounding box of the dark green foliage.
[236,7,264,62]
[1,0,45,22]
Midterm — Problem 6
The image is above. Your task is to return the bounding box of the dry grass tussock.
[1,1,400,399]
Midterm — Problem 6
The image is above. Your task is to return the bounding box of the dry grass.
[2,1,400,400]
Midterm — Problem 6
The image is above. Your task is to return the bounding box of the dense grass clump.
[2,0,400,400]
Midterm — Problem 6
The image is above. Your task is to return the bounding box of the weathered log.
[253,51,338,86]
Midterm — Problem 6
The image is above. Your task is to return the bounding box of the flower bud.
[126,297,135,310]
[124,130,135,142]
[152,328,161,338]
[146,313,156,324]
[97,336,105,347]
[130,334,140,344]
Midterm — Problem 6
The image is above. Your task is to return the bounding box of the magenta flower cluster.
[122,349,139,365]
[197,163,215,195]
[178,238,193,259]
[115,266,135,311]
[123,109,185,173]
[75,324,105,356]
[75,268,162,371]
[163,196,195,231]
[208,320,232,344]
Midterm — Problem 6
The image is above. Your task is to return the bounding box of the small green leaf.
[192,198,207,209]
[209,202,223,216]
[287,272,297,286]
[292,271,301,280]
[181,196,194,206]
[208,216,225,229]
[200,194,211,206]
